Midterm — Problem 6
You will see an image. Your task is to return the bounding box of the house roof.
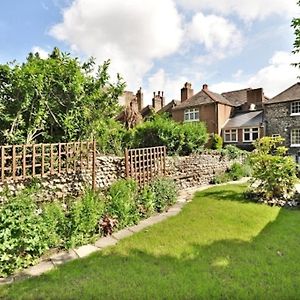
[157,100,180,114]
[173,88,233,111]
[265,82,300,104]
[223,110,263,129]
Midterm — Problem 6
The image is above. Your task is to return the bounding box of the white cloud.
[50,0,184,89]
[31,46,49,59]
[210,51,300,97]
[176,0,298,21]
[187,12,243,63]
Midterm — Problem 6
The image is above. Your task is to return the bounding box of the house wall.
[217,104,232,134]
[265,102,300,155]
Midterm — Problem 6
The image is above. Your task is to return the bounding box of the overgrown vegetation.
[249,136,297,201]
[0,178,177,277]
[211,133,223,150]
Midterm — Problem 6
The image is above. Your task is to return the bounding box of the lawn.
[1,184,300,299]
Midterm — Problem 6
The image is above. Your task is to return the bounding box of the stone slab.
[74,244,99,258]
[50,250,78,266]
[0,276,14,285]
[94,236,118,249]
[23,261,54,277]
[112,228,134,240]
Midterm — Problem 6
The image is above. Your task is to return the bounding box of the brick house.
[264,82,300,159]
[172,83,267,148]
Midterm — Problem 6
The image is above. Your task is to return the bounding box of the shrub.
[250,136,297,200]
[106,179,140,229]
[222,144,244,160]
[41,202,66,248]
[149,178,177,212]
[211,134,223,150]
[137,186,156,218]
[0,192,48,277]
[66,189,105,248]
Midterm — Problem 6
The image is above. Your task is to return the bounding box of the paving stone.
[94,236,118,249]
[127,220,153,233]
[0,276,14,285]
[74,244,99,258]
[50,250,78,266]
[112,228,134,240]
[23,261,54,277]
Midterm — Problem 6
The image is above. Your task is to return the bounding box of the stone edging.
[0,178,249,285]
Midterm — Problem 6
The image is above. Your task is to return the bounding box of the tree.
[0,48,125,144]
[292,1,300,67]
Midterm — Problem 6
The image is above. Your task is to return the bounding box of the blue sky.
[0,0,299,105]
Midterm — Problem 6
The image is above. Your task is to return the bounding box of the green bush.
[41,202,66,248]
[66,189,105,248]
[211,134,223,150]
[0,192,48,277]
[149,178,177,212]
[128,114,208,156]
[250,136,297,200]
[222,144,243,160]
[106,179,140,229]
[137,186,156,218]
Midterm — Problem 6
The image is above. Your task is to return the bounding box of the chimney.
[246,88,264,110]
[136,87,143,111]
[181,82,194,102]
[152,91,165,112]
[202,84,208,91]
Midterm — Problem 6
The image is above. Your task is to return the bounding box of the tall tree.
[0,48,125,144]
[292,1,300,67]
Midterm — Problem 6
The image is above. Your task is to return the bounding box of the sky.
[0,0,300,105]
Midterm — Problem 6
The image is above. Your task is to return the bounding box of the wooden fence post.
[92,140,96,191]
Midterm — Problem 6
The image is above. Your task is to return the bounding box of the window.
[291,101,300,115]
[184,108,199,122]
[243,128,259,142]
[224,129,237,142]
[291,129,300,147]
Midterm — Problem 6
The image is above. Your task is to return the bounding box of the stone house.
[171,83,267,148]
[264,82,300,159]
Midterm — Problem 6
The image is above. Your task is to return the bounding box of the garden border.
[0,178,250,285]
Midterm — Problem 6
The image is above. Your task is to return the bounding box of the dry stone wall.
[0,152,235,203]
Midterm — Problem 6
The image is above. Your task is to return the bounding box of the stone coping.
[0,178,249,285]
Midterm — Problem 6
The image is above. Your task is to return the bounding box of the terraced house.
[172,83,268,149]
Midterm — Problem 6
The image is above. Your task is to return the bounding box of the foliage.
[128,114,208,155]
[149,178,177,212]
[222,144,244,160]
[292,1,300,68]
[106,179,140,229]
[41,202,66,248]
[0,191,48,277]
[211,133,223,150]
[65,189,105,248]
[0,48,125,144]
[137,186,156,218]
[250,136,297,200]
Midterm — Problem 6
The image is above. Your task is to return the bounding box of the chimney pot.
[203,84,208,90]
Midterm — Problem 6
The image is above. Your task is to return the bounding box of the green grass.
[1,184,300,299]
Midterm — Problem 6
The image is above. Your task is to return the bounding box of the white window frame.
[291,128,300,147]
[243,127,259,142]
[290,101,300,116]
[224,129,238,142]
[184,108,199,122]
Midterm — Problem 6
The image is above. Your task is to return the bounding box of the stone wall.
[0,152,235,203]
[265,102,300,156]
[166,152,235,189]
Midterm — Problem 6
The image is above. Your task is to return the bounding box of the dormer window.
[291,101,300,116]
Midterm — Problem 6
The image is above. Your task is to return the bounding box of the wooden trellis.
[124,146,166,186]
[0,141,96,189]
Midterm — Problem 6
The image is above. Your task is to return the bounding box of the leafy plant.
[0,192,48,277]
[250,136,297,200]
[222,144,244,160]
[65,189,105,248]
[149,178,177,212]
[106,179,140,229]
[211,134,223,150]
[137,186,156,218]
